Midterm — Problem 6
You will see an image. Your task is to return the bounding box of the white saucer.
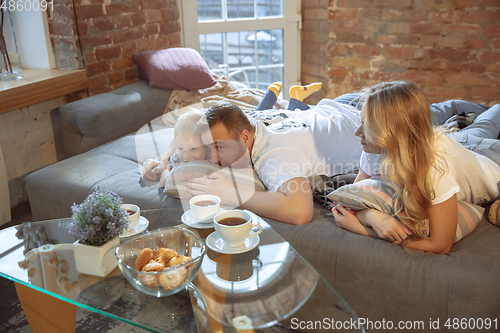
[120,216,149,238]
[206,231,260,254]
[181,208,227,229]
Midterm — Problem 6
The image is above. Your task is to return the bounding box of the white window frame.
[180,0,301,99]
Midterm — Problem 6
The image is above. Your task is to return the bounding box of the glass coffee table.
[0,208,365,332]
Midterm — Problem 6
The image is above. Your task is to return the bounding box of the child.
[142,109,209,186]
[143,82,323,184]
[332,81,500,254]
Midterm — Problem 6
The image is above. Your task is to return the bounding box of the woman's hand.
[356,209,412,244]
[332,207,378,237]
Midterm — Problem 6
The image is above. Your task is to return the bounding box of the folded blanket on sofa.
[165,74,288,113]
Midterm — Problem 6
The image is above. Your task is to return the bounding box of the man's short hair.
[195,102,254,139]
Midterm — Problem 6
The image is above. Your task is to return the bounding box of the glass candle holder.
[0,8,23,81]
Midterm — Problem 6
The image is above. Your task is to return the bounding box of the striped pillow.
[326,176,484,243]
[163,160,266,199]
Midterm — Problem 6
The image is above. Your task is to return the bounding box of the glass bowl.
[115,227,206,297]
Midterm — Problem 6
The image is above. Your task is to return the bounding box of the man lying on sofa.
[143,88,492,226]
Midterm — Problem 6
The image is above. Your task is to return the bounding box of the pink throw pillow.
[133,48,216,90]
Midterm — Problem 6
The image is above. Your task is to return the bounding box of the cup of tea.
[214,210,262,248]
[190,195,221,223]
[122,204,140,230]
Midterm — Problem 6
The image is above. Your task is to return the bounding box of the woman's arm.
[404,194,457,254]
[354,167,371,183]
[331,206,379,237]
[355,209,412,243]
[335,195,458,254]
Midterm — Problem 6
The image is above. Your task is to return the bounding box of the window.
[11,8,54,69]
[181,0,301,99]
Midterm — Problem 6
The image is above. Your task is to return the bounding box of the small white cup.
[122,204,140,230]
[189,195,221,223]
[214,210,262,248]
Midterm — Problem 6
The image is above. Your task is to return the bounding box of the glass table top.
[0,208,364,332]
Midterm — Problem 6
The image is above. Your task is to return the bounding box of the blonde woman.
[332,81,500,254]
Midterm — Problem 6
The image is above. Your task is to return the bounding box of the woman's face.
[355,106,383,154]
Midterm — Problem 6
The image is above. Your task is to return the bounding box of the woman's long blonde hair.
[361,81,441,239]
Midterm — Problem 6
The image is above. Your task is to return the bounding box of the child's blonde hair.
[174,109,205,139]
[361,81,445,239]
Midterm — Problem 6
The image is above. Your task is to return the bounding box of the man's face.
[200,123,251,168]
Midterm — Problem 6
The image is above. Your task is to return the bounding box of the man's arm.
[242,177,314,225]
[186,175,314,225]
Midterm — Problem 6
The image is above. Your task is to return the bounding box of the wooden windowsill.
[0,69,88,114]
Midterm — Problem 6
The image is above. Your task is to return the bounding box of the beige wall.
[0,98,64,208]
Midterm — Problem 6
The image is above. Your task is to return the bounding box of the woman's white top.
[360,132,500,205]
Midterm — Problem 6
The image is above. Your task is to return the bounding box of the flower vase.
[73,238,119,277]
[0,8,23,81]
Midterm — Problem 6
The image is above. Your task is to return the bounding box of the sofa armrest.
[59,81,172,157]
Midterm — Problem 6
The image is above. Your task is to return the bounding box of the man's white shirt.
[248,100,362,191]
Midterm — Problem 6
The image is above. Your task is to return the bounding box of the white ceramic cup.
[214,210,263,248]
[122,204,140,230]
[189,195,221,223]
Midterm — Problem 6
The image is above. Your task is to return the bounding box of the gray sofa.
[25,81,500,332]
[26,81,182,220]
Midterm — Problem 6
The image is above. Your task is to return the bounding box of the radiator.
[0,145,11,225]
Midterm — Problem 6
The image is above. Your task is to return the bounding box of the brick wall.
[302,0,500,105]
[47,0,83,70]
[46,0,498,103]
[47,0,182,96]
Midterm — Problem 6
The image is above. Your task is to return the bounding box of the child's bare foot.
[268,82,283,97]
[289,83,322,102]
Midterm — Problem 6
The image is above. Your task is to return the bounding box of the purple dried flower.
[63,187,130,246]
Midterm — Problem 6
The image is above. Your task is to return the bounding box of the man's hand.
[186,173,242,207]
[142,159,165,182]
[356,209,412,244]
